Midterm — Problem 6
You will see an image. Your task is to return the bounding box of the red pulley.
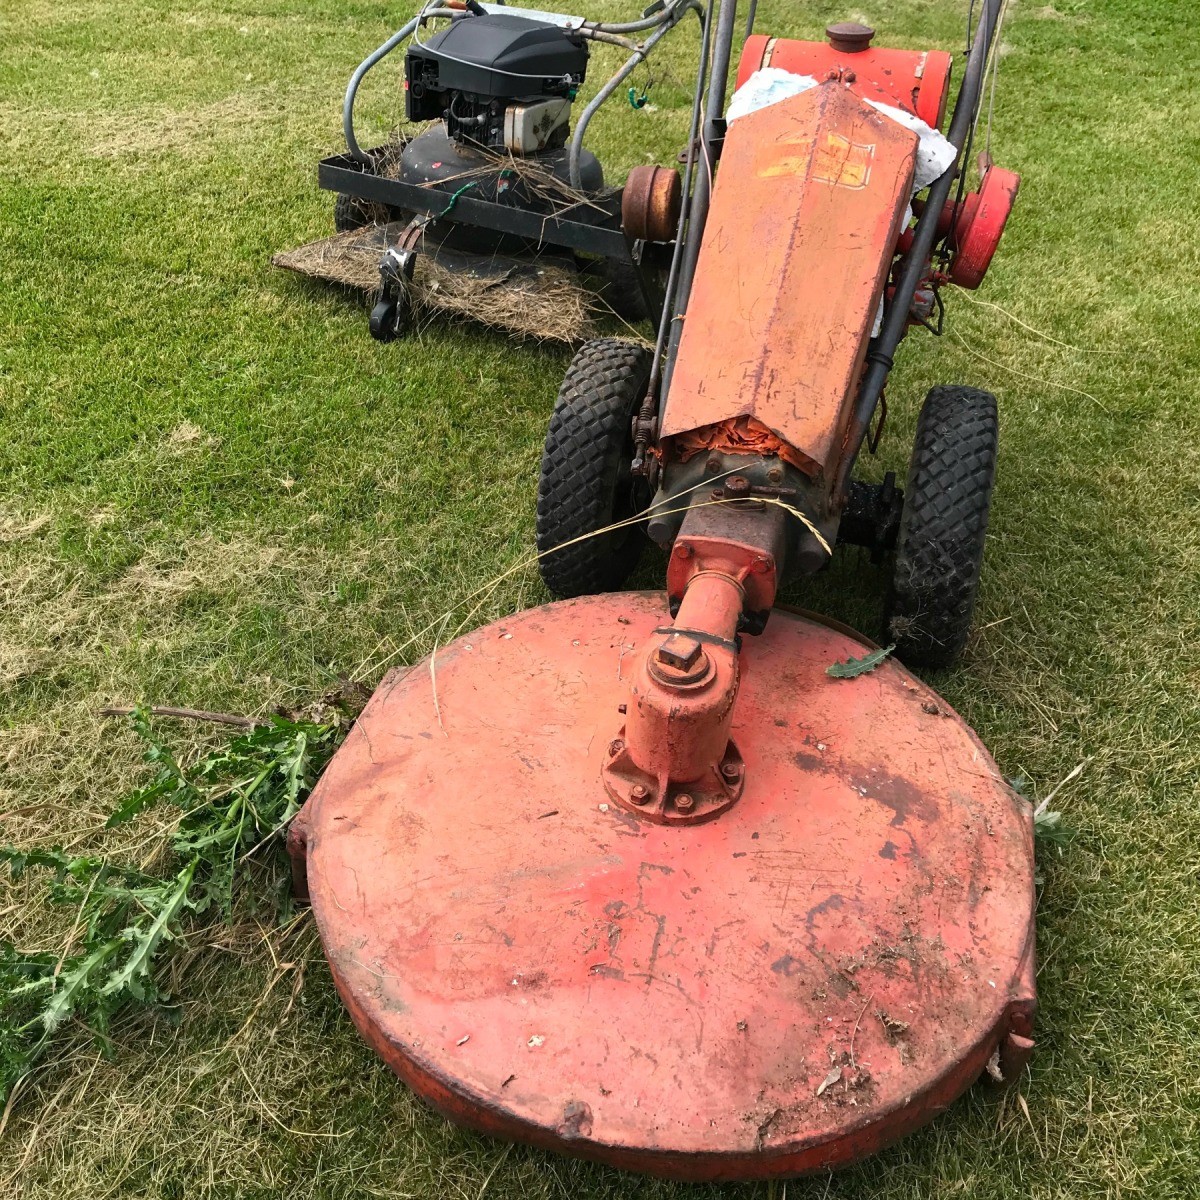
[948,166,1021,289]
[622,164,683,243]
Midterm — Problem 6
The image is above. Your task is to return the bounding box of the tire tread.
[536,339,651,597]
[886,385,999,668]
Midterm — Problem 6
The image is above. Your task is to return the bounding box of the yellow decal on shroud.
[758,132,876,189]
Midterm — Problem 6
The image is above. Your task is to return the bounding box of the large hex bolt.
[656,635,703,671]
[648,634,711,688]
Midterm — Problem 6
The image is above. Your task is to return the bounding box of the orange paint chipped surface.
[736,35,954,130]
[300,594,1036,1180]
[662,84,917,477]
[671,415,819,473]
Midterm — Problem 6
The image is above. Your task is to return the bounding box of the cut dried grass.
[274,133,633,342]
[0,512,51,544]
[274,224,600,344]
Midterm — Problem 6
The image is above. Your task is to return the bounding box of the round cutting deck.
[299,594,1035,1180]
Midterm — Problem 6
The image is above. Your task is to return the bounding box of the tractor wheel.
[595,257,650,322]
[884,384,998,669]
[334,192,390,233]
[537,339,653,598]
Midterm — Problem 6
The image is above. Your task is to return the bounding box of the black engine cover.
[406,14,588,122]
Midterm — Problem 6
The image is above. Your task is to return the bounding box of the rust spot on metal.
[557,1100,594,1139]
[792,750,827,773]
[590,963,625,980]
[854,772,940,827]
[621,164,682,243]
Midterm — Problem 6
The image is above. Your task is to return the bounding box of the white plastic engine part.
[504,98,572,155]
[477,2,585,29]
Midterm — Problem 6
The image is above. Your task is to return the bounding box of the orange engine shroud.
[662,83,917,478]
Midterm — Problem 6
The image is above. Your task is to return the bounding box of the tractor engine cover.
[406,13,588,148]
[291,594,1037,1181]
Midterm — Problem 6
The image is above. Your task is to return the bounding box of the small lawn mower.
[276,0,706,340]
[290,0,1035,1181]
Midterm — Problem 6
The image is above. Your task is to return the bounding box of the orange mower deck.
[291,594,1036,1181]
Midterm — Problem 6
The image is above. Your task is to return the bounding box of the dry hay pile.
[273,222,599,344]
[273,136,630,343]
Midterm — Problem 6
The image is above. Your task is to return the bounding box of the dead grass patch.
[0,512,51,544]
[274,224,601,344]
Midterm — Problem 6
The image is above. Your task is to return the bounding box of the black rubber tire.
[368,292,408,342]
[536,339,653,598]
[884,385,999,669]
[595,257,649,322]
[333,192,390,233]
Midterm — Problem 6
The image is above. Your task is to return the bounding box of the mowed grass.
[1,0,1198,1195]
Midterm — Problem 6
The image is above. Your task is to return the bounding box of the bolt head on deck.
[655,635,704,671]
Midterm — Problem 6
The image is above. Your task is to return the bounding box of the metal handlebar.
[835,0,1006,495]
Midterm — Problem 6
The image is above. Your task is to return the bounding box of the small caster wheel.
[369,294,407,342]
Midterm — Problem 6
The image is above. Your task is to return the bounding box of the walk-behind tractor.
[290,1,1034,1181]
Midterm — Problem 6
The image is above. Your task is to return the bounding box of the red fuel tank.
[738,30,953,130]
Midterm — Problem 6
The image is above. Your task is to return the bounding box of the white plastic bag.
[863,100,957,190]
[725,68,819,124]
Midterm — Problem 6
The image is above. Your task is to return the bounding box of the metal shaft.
[659,0,740,409]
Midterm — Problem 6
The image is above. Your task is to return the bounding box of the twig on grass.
[1033,758,1089,818]
[100,706,260,729]
[849,994,873,1070]
[950,330,1110,410]
[956,292,1130,355]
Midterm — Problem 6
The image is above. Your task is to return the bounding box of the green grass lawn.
[2,0,1199,1195]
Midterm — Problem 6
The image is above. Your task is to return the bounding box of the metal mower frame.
[320,0,707,324]
[641,0,1011,507]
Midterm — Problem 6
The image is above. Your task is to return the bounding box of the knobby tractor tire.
[333,192,390,233]
[537,339,653,598]
[885,384,999,669]
[595,256,649,322]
